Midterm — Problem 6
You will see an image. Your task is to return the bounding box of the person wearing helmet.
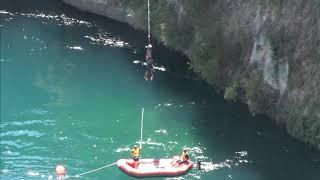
[131,145,141,161]
[180,149,189,162]
[55,165,66,180]
[171,149,190,167]
[131,145,141,168]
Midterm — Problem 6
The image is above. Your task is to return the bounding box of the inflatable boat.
[117,158,193,178]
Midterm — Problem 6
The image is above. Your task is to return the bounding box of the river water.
[1,0,320,179]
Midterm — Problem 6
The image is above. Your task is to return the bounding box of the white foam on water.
[0,10,14,15]
[155,129,168,135]
[67,46,84,51]
[115,146,130,153]
[1,169,9,174]
[27,170,40,176]
[133,60,141,64]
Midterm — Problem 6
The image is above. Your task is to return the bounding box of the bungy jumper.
[117,108,193,178]
[144,0,154,81]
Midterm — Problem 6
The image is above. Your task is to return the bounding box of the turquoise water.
[1,1,320,179]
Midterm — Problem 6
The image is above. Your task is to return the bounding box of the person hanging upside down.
[144,44,154,81]
[144,59,154,81]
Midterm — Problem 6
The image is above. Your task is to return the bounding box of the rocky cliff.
[62,0,320,149]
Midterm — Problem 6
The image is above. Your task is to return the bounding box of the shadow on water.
[186,85,320,179]
[144,64,320,180]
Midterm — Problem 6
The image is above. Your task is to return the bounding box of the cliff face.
[62,0,320,149]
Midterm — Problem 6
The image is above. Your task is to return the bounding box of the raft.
[117,158,193,178]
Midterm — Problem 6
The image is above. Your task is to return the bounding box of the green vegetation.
[224,81,239,102]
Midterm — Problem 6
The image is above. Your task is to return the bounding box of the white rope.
[65,162,117,179]
[147,0,151,40]
[140,108,144,149]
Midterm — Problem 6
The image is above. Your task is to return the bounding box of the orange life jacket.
[131,148,140,157]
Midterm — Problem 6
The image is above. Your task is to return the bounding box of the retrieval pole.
[140,108,144,149]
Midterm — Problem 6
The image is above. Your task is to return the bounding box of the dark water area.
[1,0,320,179]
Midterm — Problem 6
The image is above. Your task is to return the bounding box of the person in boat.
[180,149,190,162]
[131,145,140,161]
[172,149,190,166]
[183,154,190,162]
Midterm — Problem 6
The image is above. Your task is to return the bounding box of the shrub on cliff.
[224,81,239,102]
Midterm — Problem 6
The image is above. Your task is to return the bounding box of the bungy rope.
[147,0,151,44]
[64,161,117,179]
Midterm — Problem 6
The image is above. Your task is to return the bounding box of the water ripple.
[3,155,55,161]
[154,102,194,109]
[1,150,20,156]
[0,130,45,138]
[67,46,84,51]
[0,10,14,16]
[1,119,55,127]
[114,146,130,153]
[29,108,49,115]
[1,141,23,149]
[155,129,168,135]
[0,58,10,62]
[133,60,166,72]
[1,10,94,28]
[84,34,130,48]
[21,13,94,27]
